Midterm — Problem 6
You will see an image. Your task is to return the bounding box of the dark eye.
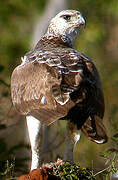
[62,15,71,21]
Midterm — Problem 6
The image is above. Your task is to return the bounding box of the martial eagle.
[11,10,108,170]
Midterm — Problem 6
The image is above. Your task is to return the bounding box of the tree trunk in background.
[31,0,68,163]
[32,0,68,47]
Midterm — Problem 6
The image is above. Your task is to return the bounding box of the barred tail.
[81,115,108,144]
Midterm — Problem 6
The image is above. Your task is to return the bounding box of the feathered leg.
[26,116,41,170]
[64,121,81,162]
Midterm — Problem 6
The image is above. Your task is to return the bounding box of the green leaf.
[100,148,118,158]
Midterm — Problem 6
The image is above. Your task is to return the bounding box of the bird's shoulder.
[22,43,95,76]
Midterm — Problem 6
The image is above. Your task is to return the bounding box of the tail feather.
[81,115,108,144]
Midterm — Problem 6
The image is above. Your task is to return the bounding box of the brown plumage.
[11,10,107,167]
[11,34,107,143]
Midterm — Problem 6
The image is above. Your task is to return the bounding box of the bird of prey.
[11,10,108,170]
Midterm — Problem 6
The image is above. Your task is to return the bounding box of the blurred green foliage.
[0,0,47,77]
[0,0,118,178]
[0,139,30,180]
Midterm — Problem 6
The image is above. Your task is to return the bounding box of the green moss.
[50,162,96,180]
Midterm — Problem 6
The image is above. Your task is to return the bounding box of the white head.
[46,10,86,42]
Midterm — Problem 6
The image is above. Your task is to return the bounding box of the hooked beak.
[79,14,86,28]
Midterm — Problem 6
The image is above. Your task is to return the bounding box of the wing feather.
[11,45,105,139]
[11,59,75,125]
[11,34,107,142]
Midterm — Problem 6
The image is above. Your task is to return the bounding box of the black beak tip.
[83,18,86,28]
